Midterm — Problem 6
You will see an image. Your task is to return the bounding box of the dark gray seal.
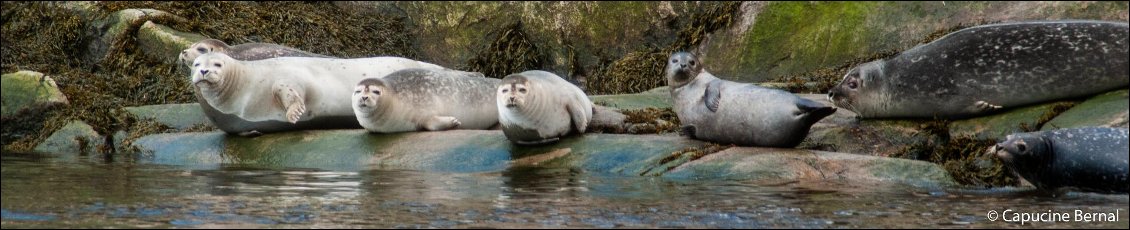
[828,20,1129,119]
[993,127,1129,194]
[666,52,836,147]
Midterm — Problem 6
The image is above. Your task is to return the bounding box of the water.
[2,151,1126,228]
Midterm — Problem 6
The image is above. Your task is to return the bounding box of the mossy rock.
[589,89,673,110]
[948,101,1077,140]
[1042,89,1129,130]
[89,9,186,63]
[123,103,212,130]
[1,71,69,119]
[136,21,208,64]
[663,147,958,187]
[33,120,103,157]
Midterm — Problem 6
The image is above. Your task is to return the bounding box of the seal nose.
[200,69,209,75]
[509,97,516,103]
[361,95,369,101]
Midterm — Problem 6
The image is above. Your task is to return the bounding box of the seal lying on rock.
[993,127,1129,194]
[178,39,330,67]
[666,52,836,147]
[496,70,593,145]
[352,68,500,133]
[829,20,1129,119]
[190,52,446,136]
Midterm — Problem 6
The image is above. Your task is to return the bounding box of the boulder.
[1042,90,1129,130]
[124,103,213,130]
[33,120,104,157]
[136,21,208,64]
[1,71,69,119]
[88,9,187,63]
[663,147,957,187]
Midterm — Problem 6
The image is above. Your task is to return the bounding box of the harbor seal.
[190,52,447,136]
[993,127,1129,194]
[352,68,500,133]
[828,20,1129,119]
[667,52,836,147]
[178,39,330,67]
[497,70,593,145]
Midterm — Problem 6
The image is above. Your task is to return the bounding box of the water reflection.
[2,152,1127,228]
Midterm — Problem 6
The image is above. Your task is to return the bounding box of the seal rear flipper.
[795,98,836,124]
[703,80,723,112]
[566,102,590,133]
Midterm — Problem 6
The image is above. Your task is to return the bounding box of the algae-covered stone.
[88,9,186,62]
[590,89,673,110]
[136,21,208,64]
[663,147,957,187]
[124,103,212,130]
[1042,90,1129,130]
[1,71,69,119]
[948,102,1075,140]
[33,120,103,156]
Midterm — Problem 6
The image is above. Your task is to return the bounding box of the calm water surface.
[1,151,1126,228]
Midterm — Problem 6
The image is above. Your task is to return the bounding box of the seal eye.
[372,90,380,96]
[847,81,858,89]
[193,63,200,67]
[196,47,208,53]
[518,88,527,93]
[1016,142,1027,152]
[689,60,696,66]
[501,89,509,93]
[214,63,222,68]
[671,59,678,63]
[354,90,361,94]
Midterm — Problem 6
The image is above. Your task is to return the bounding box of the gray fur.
[352,68,500,133]
[497,70,593,145]
[829,20,1129,119]
[994,127,1129,194]
[667,52,836,147]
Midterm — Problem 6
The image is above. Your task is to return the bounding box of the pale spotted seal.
[178,39,330,67]
[993,127,1129,194]
[829,20,1129,119]
[190,52,447,136]
[496,70,593,145]
[666,52,836,147]
[352,68,500,133]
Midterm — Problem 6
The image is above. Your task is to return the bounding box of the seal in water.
[993,127,1129,194]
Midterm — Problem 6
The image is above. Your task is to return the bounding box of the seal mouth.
[193,80,214,88]
[505,103,518,108]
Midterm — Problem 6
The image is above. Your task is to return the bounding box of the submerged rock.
[664,147,957,187]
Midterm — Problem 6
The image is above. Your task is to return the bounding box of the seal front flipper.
[238,130,263,137]
[422,116,461,131]
[703,80,723,112]
[974,100,1003,111]
[566,102,591,133]
[274,82,306,124]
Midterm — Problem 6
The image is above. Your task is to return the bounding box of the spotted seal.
[666,52,836,147]
[190,52,446,136]
[828,20,1129,119]
[496,70,593,145]
[352,68,500,133]
[993,127,1129,194]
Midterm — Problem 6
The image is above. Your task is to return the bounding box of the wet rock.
[948,102,1074,140]
[1042,90,1129,130]
[136,21,208,64]
[88,9,187,63]
[124,103,213,130]
[33,120,104,156]
[1,71,69,119]
[663,147,958,187]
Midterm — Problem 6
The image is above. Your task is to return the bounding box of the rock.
[948,102,1074,140]
[136,21,208,64]
[1,71,68,119]
[124,103,213,130]
[33,120,104,157]
[590,87,673,110]
[663,147,958,187]
[88,9,187,63]
[1042,90,1129,130]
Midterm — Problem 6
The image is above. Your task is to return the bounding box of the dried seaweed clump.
[585,51,668,95]
[466,22,549,78]
[896,120,1017,187]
